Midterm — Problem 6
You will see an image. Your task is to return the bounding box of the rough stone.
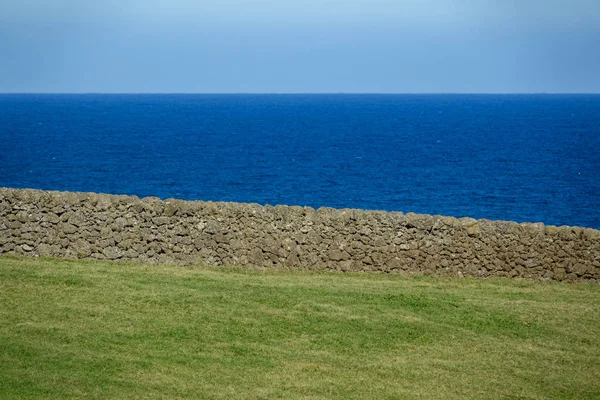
[102,246,124,260]
[61,223,78,234]
[0,187,598,282]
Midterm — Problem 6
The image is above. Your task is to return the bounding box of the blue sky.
[1,0,599,93]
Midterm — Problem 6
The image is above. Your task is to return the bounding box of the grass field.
[0,255,599,399]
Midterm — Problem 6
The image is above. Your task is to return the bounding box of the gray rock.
[102,246,124,260]
[61,223,78,234]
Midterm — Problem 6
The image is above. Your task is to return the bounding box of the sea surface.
[1,94,599,229]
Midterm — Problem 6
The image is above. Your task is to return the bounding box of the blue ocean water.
[0,94,599,229]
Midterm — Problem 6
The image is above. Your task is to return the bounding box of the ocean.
[1,94,599,229]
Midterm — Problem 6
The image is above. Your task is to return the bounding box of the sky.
[1,0,599,93]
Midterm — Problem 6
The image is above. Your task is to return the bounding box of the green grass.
[1,255,599,399]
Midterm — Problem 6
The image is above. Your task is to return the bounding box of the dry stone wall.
[1,187,599,282]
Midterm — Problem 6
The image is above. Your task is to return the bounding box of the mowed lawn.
[0,256,599,399]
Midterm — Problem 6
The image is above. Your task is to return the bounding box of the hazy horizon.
[2,92,600,95]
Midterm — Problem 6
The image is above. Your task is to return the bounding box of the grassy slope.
[0,256,599,399]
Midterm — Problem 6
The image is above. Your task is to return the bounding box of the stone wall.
[1,187,599,282]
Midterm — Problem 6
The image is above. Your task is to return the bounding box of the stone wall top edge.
[1,187,598,234]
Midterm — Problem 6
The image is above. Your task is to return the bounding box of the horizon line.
[2,92,600,95]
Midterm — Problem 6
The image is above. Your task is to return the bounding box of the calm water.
[1,94,599,228]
